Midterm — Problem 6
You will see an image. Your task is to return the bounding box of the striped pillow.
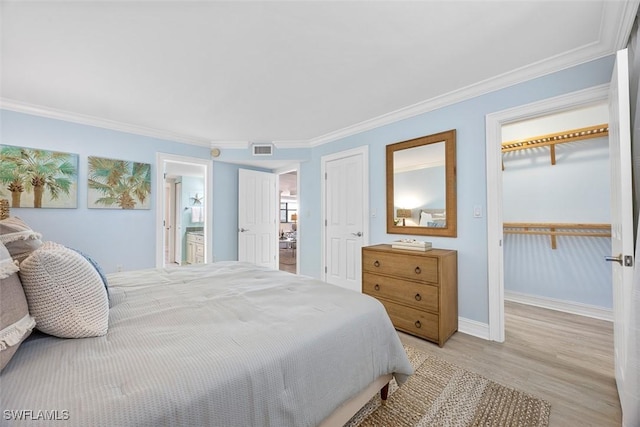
[19,241,108,338]
[0,241,36,371]
[0,217,43,263]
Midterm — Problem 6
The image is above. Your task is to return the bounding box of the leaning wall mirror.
[386,129,457,237]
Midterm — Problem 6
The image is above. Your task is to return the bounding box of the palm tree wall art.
[0,145,78,208]
[88,156,151,209]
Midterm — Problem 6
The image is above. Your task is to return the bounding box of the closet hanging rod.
[503,222,611,249]
[501,124,609,153]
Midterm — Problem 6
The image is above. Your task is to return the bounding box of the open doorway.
[486,84,610,341]
[155,153,212,268]
[501,103,612,320]
[165,167,206,266]
[278,170,298,274]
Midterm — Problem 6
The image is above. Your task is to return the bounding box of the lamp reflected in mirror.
[396,208,412,226]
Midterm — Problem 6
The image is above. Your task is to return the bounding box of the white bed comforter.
[0,262,412,427]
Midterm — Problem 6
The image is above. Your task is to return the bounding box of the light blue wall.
[503,137,612,308]
[211,161,242,262]
[503,137,611,222]
[299,55,615,324]
[0,54,616,325]
[0,110,212,273]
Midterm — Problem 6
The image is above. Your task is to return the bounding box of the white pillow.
[419,212,433,226]
[19,241,108,338]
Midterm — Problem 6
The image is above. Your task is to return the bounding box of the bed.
[0,253,413,426]
[419,208,446,227]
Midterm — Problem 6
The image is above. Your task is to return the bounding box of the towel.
[191,207,204,223]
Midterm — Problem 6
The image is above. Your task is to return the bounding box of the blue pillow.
[427,221,446,228]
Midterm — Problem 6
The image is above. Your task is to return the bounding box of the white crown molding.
[308,1,638,148]
[210,140,310,150]
[209,140,251,149]
[609,0,640,50]
[0,98,211,147]
[308,46,611,147]
[272,140,311,149]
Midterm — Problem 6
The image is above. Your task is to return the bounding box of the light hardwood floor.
[279,247,296,274]
[398,301,621,426]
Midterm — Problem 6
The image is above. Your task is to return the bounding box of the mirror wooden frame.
[386,129,457,237]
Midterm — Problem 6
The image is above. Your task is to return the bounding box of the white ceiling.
[279,171,297,201]
[1,1,637,148]
[165,160,206,180]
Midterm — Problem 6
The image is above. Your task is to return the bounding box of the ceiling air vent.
[252,143,274,156]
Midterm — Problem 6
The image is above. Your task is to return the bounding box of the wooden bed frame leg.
[380,383,389,404]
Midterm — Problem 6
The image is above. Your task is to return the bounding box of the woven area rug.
[346,345,551,427]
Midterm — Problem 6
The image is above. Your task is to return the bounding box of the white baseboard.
[458,317,490,340]
[505,290,613,322]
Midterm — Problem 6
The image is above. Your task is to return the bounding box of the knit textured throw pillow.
[20,241,108,338]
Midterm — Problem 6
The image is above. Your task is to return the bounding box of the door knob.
[351,231,363,237]
[605,254,633,267]
[238,228,250,233]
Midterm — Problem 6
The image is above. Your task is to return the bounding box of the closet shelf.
[501,123,608,168]
[503,222,611,249]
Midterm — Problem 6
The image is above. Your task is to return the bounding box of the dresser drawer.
[378,299,439,342]
[363,273,438,313]
[195,244,204,256]
[362,250,438,284]
[188,233,204,243]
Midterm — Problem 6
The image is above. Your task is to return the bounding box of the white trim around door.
[485,84,609,342]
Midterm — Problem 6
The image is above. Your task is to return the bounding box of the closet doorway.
[486,85,610,341]
[501,103,612,320]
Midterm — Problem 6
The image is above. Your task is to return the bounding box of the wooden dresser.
[362,244,458,347]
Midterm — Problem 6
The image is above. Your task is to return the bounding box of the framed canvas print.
[0,145,79,209]
[87,156,151,210]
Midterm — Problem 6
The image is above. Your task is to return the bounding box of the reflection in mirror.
[387,130,456,237]
[394,142,446,227]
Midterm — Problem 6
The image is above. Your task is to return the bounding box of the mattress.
[0,262,412,426]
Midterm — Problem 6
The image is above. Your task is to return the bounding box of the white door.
[174,181,183,265]
[323,147,368,292]
[238,169,277,269]
[607,48,635,421]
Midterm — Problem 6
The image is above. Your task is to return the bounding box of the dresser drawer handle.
[374,260,380,267]
[415,266,421,274]
[414,320,422,329]
[415,293,421,301]
[374,284,380,291]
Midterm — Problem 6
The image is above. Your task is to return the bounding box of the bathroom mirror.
[386,129,456,237]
